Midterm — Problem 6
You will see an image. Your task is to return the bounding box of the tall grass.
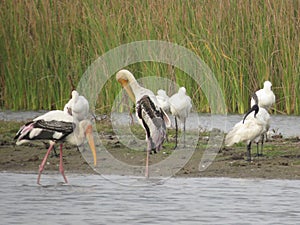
[1,0,299,114]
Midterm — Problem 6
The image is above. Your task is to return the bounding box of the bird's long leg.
[174,116,178,149]
[43,142,59,158]
[183,120,186,148]
[52,145,59,158]
[37,142,55,185]
[260,134,264,156]
[246,142,252,162]
[255,142,260,162]
[59,144,68,183]
[165,129,169,142]
[145,139,152,178]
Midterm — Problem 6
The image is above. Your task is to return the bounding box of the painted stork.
[225,94,270,161]
[169,87,192,149]
[250,81,275,110]
[64,90,90,121]
[116,69,171,178]
[14,110,97,184]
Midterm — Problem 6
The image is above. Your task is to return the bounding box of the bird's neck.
[67,122,86,146]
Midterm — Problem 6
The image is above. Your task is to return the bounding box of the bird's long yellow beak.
[85,124,97,166]
[117,78,136,102]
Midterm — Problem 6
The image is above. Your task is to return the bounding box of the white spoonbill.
[169,87,192,148]
[14,110,97,184]
[64,90,90,121]
[156,89,170,113]
[225,97,270,161]
[250,80,275,155]
[250,81,275,110]
[116,69,171,178]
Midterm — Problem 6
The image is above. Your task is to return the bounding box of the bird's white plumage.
[15,109,97,184]
[33,110,74,123]
[156,89,170,113]
[116,69,171,128]
[225,107,270,147]
[52,131,65,140]
[17,110,75,147]
[65,119,93,146]
[168,87,192,148]
[117,69,158,104]
[16,110,94,146]
[169,87,192,128]
[64,90,89,121]
[250,81,275,110]
[116,69,171,177]
[29,128,43,139]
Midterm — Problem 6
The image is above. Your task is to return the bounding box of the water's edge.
[1,111,300,138]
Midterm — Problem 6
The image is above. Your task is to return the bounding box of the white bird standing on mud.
[64,90,90,121]
[14,110,97,184]
[169,87,192,148]
[116,69,171,178]
[225,94,270,161]
[250,81,275,110]
[250,80,275,155]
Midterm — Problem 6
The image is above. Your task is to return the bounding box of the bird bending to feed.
[116,69,171,178]
[169,87,192,149]
[64,90,90,121]
[250,81,275,110]
[14,110,97,184]
[225,94,270,161]
[156,89,170,113]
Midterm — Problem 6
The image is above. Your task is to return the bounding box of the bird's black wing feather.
[137,97,151,139]
[136,95,166,150]
[35,120,75,134]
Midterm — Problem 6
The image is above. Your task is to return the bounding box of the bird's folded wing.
[35,120,75,133]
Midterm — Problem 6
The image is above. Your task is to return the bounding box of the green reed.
[1,0,299,114]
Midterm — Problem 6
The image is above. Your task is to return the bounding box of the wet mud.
[1,119,300,179]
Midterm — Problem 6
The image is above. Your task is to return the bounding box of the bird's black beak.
[243,104,259,124]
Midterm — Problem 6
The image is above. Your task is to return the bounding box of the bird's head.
[243,104,259,124]
[71,90,79,99]
[178,87,186,95]
[263,81,272,90]
[116,70,136,102]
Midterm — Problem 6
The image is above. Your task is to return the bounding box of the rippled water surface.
[1,172,299,224]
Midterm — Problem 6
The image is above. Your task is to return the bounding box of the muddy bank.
[1,120,300,179]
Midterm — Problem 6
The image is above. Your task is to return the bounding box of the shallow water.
[2,111,300,138]
[1,172,299,224]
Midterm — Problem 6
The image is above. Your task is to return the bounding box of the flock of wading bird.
[15,69,275,184]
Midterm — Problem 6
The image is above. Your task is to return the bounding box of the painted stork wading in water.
[116,69,171,178]
[250,80,275,156]
[14,110,97,184]
[225,94,270,161]
[45,90,89,158]
[169,87,192,149]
